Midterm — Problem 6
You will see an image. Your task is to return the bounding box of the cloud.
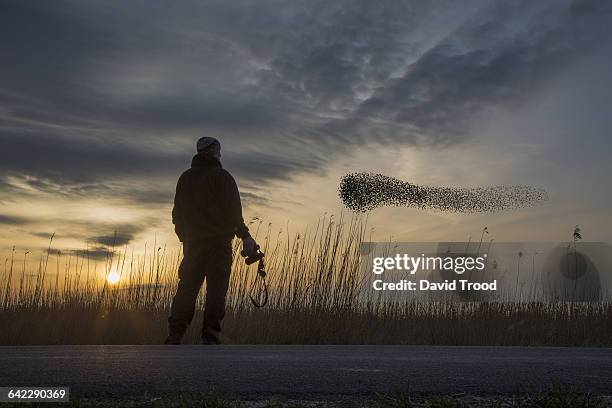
[68,247,114,262]
[240,191,271,207]
[336,1,612,143]
[1,0,611,224]
[30,232,55,240]
[92,233,135,247]
[90,224,148,247]
[0,132,319,207]
[0,132,184,183]
[18,217,153,249]
[46,248,64,256]
[0,214,29,225]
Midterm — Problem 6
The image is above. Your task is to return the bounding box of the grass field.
[1,215,611,346]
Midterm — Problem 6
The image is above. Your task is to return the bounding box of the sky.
[1,0,612,264]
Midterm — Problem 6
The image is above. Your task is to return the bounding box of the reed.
[1,215,611,346]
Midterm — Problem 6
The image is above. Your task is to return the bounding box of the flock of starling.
[339,172,548,213]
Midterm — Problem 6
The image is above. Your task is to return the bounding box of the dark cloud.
[0,173,174,207]
[90,224,147,247]
[0,1,284,133]
[223,150,322,184]
[72,222,151,248]
[69,247,114,262]
[46,248,64,256]
[92,234,134,247]
[0,133,317,205]
[21,218,153,249]
[1,0,611,208]
[0,214,29,225]
[30,232,55,240]
[0,132,184,184]
[34,247,115,262]
[240,191,271,207]
[339,0,612,142]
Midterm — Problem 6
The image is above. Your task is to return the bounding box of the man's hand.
[241,236,258,257]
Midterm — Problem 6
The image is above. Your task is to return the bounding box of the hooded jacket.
[172,154,250,243]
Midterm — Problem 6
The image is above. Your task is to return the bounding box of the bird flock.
[339,172,548,213]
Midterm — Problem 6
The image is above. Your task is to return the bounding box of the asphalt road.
[1,346,611,398]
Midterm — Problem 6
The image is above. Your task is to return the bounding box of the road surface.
[1,346,611,398]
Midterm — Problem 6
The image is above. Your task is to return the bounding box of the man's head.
[196,137,221,160]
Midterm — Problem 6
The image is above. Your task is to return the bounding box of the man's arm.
[219,170,258,256]
[172,175,186,242]
[220,170,251,239]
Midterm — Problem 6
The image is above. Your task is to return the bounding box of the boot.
[164,332,183,345]
[201,330,222,345]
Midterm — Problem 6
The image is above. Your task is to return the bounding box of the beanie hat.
[196,137,220,153]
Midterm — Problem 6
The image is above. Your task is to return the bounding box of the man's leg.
[202,241,233,343]
[167,243,206,344]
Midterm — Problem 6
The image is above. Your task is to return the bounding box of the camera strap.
[249,258,268,308]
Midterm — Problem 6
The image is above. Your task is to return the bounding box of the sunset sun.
[107,271,121,285]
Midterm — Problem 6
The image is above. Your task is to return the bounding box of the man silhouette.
[166,137,257,344]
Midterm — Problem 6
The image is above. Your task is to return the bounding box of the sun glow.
[107,271,121,285]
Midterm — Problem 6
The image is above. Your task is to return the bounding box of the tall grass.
[1,214,611,346]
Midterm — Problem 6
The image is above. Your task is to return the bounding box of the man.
[166,137,257,345]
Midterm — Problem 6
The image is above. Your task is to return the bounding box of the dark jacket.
[172,154,250,243]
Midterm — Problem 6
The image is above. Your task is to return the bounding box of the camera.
[241,244,264,265]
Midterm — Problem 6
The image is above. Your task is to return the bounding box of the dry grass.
[1,214,611,346]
